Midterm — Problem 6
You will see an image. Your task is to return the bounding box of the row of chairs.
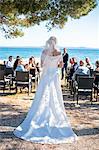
[0,64,37,77]
[67,73,99,104]
[0,67,39,95]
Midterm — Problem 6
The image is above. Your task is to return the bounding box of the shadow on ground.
[0,101,99,140]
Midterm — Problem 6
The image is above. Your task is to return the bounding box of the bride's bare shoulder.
[42,49,48,55]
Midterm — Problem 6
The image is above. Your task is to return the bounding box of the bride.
[14,36,77,144]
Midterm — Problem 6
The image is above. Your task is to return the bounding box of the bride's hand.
[58,61,63,68]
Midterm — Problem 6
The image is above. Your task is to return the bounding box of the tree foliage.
[0,0,97,38]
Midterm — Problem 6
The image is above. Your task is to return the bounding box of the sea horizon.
[0,47,99,68]
[0,46,99,49]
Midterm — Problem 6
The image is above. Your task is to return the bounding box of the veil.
[41,36,59,67]
[45,36,57,54]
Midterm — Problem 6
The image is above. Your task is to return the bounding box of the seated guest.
[6,56,13,68]
[29,57,36,69]
[85,57,93,69]
[24,64,32,79]
[66,58,74,79]
[15,58,25,72]
[72,60,90,80]
[13,56,20,70]
[95,60,99,72]
[24,64,30,71]
[70,58,74,66]
[69,57,78,79]
[72,57,79,71]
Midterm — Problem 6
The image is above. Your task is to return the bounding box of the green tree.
[0,0,97,38]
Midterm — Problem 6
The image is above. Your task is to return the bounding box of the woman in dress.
[14,36,77,144]
[15,58,25,72]
[28,57,36,69]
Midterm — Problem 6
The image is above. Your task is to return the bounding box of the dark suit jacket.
[62,53,69,64]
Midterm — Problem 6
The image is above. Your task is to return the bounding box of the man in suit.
[61,48,69,80]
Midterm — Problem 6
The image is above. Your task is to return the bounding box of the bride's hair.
[45,36,57,53]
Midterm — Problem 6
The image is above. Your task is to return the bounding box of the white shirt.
[6,61,13,68]
[72,66,90,80]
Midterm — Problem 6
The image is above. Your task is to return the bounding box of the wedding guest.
[72,60,90,80]
[93,60,99,95]
[66,58,74,79]
[24,64,30,71]
[95,60,99,72]
[72,57,79,71]
[61,48,69,79]
[69,57,78,79]
[29,57,36,69]
[6,56,13,68]
[69,58,74,66]
[85,57,93,69]
[24,63,32,79]
[13,56,20,70]
[36,62,40,73]
[15,58,25,72]
[31,56,36,66]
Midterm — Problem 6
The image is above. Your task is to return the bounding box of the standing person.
[36,62,40,74]
[61,48,69,80]
[14,36,77,144]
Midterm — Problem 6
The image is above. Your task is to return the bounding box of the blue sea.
[0,47,99,66]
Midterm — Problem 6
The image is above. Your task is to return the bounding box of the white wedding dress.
[14,52,77,144]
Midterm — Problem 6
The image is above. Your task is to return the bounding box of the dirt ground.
[0,85,99,150]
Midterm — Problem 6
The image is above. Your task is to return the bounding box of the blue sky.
[0,4,99,48]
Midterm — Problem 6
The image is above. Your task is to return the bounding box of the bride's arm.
[41,57,43,68]
[41,50,46,68]
[58,61,63,68]
[58,53,63,68]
